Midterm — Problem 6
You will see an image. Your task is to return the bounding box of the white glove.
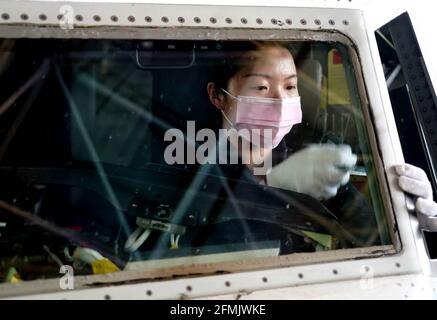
[266,144,357,200]
[394,164,437,217]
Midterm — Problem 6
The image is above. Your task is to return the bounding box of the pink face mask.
[221,89,302,148]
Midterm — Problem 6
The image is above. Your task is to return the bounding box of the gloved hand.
[266,144,357,200]
[394,164,437,217]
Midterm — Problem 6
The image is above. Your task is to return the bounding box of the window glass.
[0,39,391,284]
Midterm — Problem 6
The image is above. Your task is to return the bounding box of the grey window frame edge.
[0,25,401,296]
[343,39,402,253]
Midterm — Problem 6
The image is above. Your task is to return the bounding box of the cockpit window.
[0,38,393,288]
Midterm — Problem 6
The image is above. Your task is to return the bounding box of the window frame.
[0,3,419,299]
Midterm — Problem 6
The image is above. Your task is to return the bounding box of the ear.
[207,82,225,110]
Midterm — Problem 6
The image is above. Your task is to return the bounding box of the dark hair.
[207,41,298,90]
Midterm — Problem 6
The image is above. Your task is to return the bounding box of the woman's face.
[222,46,299,126]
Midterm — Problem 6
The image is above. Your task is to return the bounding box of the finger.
[315,145,356,170]
[398,176,433,199]
[394,164,429,181]
[416,197,437,217]
[340,171,351,186]
[331,145,357,169]
[405,195,416,211]
[322,165,350,185]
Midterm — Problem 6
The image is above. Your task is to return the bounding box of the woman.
[206,41,437,247]
[207,42,356,195]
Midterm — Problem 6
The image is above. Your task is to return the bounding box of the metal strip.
[0,2,357,31]
[388,13,437,205]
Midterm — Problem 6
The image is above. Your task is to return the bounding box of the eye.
[255,85,268,91]
[286,85,297,90]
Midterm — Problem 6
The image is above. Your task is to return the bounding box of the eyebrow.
[242,73,297,80]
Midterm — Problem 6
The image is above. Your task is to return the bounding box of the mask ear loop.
[219,88,239,128]
[220,87,238,100]
[221,109,234,127]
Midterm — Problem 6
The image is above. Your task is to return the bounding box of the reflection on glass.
[0,39,390,284]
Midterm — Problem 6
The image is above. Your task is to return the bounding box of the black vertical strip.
[388,12,437,194]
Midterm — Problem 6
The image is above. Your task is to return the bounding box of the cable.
[170,234,181,249]
[124,227,151,253]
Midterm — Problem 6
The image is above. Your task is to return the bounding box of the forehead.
[240,46,296,75]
